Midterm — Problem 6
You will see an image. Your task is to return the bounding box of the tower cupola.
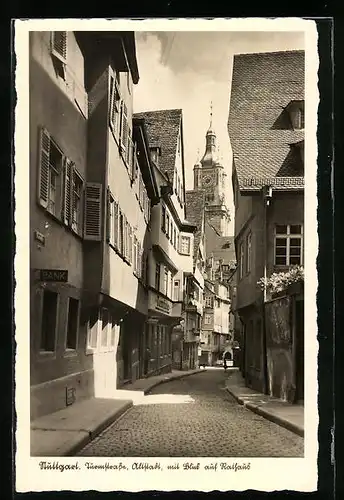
[200,102,217,167]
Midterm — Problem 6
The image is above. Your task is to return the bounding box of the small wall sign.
[34,230,46,245]
[156,297,170,314]
[39,269,68,282]
[66,386,76,406]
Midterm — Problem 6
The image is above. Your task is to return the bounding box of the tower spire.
[210,101,213,128]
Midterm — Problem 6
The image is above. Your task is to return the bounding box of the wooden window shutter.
[51,32,67,63]
[109,75,115,130]
[113,201,119,249]
[120,102,128,151]
[38,127,51,209]
[132,142,138,181]
[129,226,133,264]
[106,188,111,242]
[84,183,102,241]
[63,158,73,225]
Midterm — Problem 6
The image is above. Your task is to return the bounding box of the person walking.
[223,357,227,371]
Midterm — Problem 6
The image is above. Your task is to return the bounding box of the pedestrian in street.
[223,357,227,371]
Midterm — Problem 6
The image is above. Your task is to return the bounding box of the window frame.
[65,297,80,353]
[50,31,67,79]
[40,289,59,354]
[274,224,303,267]
[180,235,191,256]
[109,73,121,140]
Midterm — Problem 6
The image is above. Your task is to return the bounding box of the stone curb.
[65,401,133,456]
[143,369,207,395]
[226,388,304,438]
[69,370,206,455]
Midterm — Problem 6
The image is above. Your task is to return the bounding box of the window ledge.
[37,350,56,361]
[63,348,78,358]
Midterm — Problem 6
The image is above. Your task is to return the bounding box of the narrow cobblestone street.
[78,369,304,458]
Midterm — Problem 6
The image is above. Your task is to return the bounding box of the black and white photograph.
[14,18,318,492]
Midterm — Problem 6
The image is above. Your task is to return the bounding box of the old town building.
[133,109,197,375]
[29,30,162,419]
[192,115,235,366]
[228,50,305,403]
[181,190,207,370]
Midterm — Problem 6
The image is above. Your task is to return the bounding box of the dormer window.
[287,100,304,130]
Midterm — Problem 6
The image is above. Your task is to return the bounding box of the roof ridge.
[133,108,182,116]
[233,49,304,58]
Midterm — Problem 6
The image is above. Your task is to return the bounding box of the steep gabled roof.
[205,221,236,265]
[133,109,182,183]
[228,50,305,192]
[185,190,206,268]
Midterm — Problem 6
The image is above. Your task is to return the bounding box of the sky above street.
[133,29,305,232]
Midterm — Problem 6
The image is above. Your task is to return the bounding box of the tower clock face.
[203,174,213,186]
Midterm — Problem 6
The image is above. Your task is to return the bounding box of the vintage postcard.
[14,17,319,492]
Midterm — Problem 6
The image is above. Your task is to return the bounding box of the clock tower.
[193,105,231,236]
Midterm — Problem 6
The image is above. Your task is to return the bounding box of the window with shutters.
[119,101,129,153]
[109,74,121,139]
[180,235,191,255]
[137,242,142,279]
[118,211,124,256]
[123,217,132,264]
[128,226,133,264]
[71,169,83,234]
[131,143,139,183]
[38,127,64,219]
[84,183,102,241]
[126,128,134,171]
[50,31,67,79]
[63,160,84,235]
[107,192,115,246]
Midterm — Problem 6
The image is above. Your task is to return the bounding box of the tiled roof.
[205,221,236,265]
[228,50,305,191]
[185,190,206,267]
[133,109,182,183]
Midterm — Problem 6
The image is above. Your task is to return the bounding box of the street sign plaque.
[39,269,68,282]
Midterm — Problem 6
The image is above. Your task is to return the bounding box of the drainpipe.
[262,185,272,395]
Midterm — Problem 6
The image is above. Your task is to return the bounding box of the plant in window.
[257,265,304,295]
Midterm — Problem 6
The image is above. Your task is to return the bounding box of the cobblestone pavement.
[78,369,304,457]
